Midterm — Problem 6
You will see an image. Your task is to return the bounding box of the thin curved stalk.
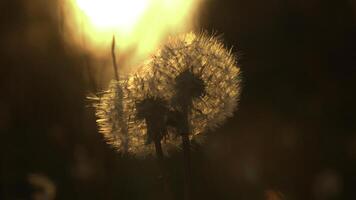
[111,35,119,81]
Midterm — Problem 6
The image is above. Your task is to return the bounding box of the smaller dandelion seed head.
[93,76,182,157]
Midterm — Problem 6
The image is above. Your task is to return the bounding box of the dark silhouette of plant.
[136,97,169,159]
[142,32,241,199]
[91,32,241,200]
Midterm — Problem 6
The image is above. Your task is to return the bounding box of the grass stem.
[111,35,119,81]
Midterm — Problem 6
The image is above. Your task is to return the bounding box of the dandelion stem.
[111,35,119,81]
[181,105,192,200]
[182,132,192,200]
[154,139,164,161]
[154,138,174,200]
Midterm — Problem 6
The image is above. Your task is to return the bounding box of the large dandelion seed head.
[145,32,241,138]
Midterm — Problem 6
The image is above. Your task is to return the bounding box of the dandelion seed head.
[145,32,241,138]
[94,76,181,156]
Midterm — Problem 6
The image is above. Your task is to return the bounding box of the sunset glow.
[64,0,201,69]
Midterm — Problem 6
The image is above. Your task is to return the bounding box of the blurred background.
[1,0,356,199]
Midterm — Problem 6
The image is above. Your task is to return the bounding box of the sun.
[75,0,150,34]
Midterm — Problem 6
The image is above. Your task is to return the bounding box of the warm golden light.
[64,0,201,70]
[76,0,149,33]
